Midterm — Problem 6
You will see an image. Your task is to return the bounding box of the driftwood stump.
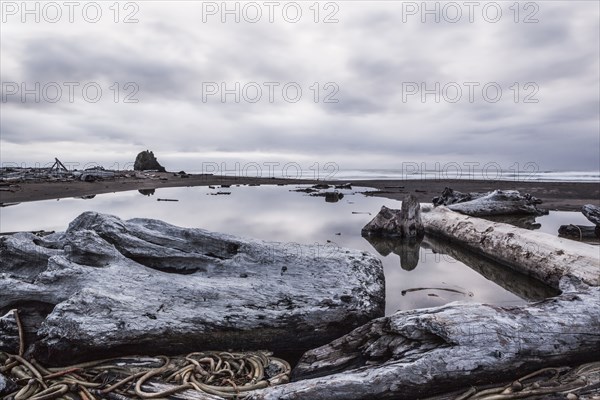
[361,195,424,238]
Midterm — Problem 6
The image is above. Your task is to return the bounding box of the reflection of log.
[248,278,600,400]
[480,214,541,230]
[433,188,547,216]
[362,236,422,271]
[558,224,599,240]
[421,236,558,301]
[420,206,600,288]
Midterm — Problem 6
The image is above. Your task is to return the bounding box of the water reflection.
[481,214,541,230]
[363,236,422,271]
[0,185,562,314]
[138,189,156,196]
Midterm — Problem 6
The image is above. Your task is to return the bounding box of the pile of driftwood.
[1,189,599,399]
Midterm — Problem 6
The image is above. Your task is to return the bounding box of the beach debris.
[432,187,547,216]
[0,203,20,208]
[157,198,179,202]
[312,184,330,189]
[361,195,424,239]
[0,212,384,365]
[49,157,69,173]
[559,204,600,240]
[352,211,371,215]
[582,204,600,228]
[0,315,291,399]
[558,224,599,241]
[209,191,231,195]
[134,150,166,172]
[251,276,600,400]
[335,183,352,189]
[400,287,473,297]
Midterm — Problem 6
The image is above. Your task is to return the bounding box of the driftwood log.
[558,224,599,240]
[420,206,599,288]
[433,188,547,216]
[582,204,600,226]
[245,277,599,400]
[0,212,385,365]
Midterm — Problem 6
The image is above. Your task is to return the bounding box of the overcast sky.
[1,1,598,174]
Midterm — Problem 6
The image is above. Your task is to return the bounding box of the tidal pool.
[0,184,565,314]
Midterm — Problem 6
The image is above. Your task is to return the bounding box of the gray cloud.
[1,1,598,172]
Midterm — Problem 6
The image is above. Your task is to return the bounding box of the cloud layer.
[1,1,598,172]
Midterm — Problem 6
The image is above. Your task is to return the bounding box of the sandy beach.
[1,172,598,211]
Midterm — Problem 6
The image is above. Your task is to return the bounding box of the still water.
[1,184,566,314]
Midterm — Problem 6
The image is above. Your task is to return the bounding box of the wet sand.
[1,173,598,211]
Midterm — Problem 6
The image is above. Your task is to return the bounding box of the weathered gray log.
[582,204,600,226]
[362,195,424,238]
[432,187,480,206]
[433,188,547,216]
[559,224,599,240]
[245,277,600,400]
[0,212,384,365]
[421,206,599,288]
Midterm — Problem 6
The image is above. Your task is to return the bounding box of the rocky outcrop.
[433,188,547,216]
[0,212,385,365]
[134,150,166,172]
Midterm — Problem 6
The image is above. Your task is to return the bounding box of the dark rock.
[134,150,166,172]
[0,212,384,366]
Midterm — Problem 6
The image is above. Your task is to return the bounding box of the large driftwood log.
[433,188,547,216]
[420,206,599,288]
[0,212,384,365]
[245,277,600,400]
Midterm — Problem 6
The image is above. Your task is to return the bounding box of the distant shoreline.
[1,172,598,211]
